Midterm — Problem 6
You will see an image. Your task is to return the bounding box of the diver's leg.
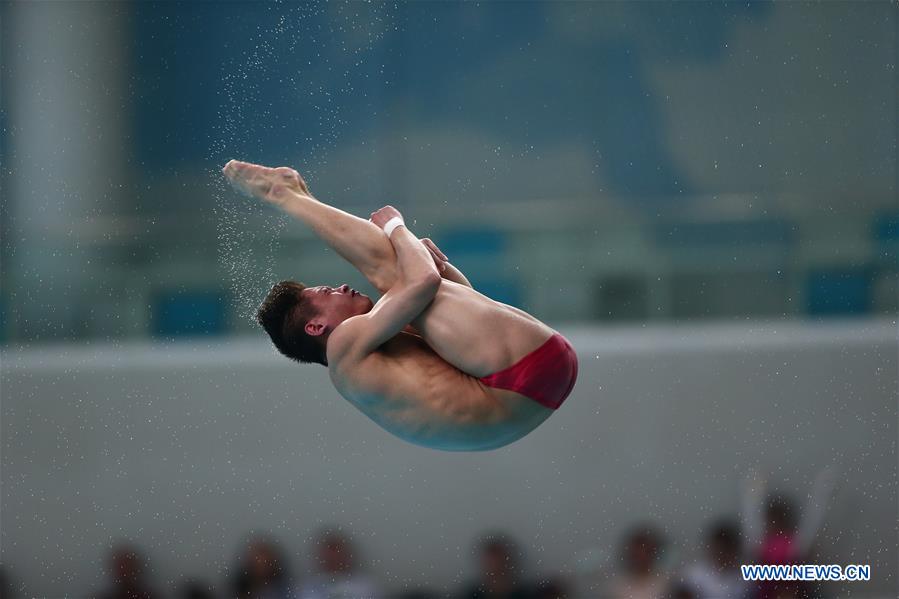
[222,160,399,292]
[409,280,556,377]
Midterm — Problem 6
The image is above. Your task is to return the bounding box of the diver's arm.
[329,270,441,361]
[370,206,441,287]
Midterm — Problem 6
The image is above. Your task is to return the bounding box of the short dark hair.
[256,280,327,366]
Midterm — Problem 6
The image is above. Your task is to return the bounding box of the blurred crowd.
[0,471,837,599]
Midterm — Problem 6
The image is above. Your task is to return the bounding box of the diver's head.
[256,281,373,366]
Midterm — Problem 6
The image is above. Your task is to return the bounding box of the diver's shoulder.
[325,314,368,366]
[327,341,390,393]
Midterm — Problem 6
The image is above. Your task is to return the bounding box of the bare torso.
[329,281,559,451]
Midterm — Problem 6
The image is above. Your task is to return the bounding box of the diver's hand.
[420,237,448,272]
[369,205,404,230]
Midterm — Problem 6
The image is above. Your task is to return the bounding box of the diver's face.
[303,284,373,329]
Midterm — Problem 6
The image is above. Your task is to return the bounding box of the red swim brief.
[478,332,578,410]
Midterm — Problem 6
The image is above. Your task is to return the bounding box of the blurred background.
[1,1,896,598]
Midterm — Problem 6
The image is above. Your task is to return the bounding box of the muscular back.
[328,332,552,451]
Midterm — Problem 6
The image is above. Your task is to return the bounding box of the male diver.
[223,160,578,451]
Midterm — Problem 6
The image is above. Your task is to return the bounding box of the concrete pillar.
[3,1,132,342]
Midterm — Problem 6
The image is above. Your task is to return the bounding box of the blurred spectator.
[0,565,11,599]
[176,578,216,599]
[457,531,532,599]
[232,535,294,599]
[295,527,380,599]
[760,494,799,563]
[96,544,160,599]
[603,524,670,599]
[682,518,747,599]
[532,576,569,599]
[667,582,697,599]
[394,591,440,599]
[742,468,837,599]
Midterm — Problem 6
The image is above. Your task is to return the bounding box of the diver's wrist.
[383,216,405,237]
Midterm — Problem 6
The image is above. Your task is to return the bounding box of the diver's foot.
[222,160,309,204]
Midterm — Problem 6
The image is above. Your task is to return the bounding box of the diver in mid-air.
[223,160,578,451]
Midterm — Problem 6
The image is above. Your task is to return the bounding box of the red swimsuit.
[478,332,578,410]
